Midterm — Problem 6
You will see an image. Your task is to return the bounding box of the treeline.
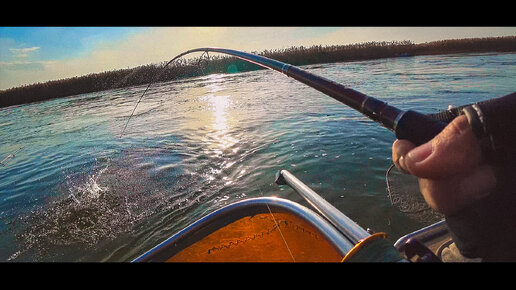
[1,36,515,108]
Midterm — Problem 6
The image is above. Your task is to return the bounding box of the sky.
[1,26,515,90]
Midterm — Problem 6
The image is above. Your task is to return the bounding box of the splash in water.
[8,149,177,261]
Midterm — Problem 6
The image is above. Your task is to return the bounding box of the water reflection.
[194,75,241,189]
[203,94,238,152]
[199,75,239,156]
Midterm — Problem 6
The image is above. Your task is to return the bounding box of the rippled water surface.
[1,53,515,261]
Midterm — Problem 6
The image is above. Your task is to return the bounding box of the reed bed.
[1,36,515,108]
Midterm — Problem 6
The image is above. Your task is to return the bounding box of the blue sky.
[0,27,148,60]
[1,27,515,90]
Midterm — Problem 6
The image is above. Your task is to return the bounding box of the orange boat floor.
[167,212,343,262]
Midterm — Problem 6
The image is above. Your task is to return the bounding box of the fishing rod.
[123,47,447,145]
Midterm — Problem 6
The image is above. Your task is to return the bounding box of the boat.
[133,170,451,262]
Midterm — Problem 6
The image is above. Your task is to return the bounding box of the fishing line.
[119,80,153,138]
[257,182,296,262]
[385,163,443,223]
[119,49,216,138]
[119,53,196,138]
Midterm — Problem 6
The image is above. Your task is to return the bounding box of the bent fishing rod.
[123,47,447,144]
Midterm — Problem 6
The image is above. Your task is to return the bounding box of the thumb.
[403,115,483,179]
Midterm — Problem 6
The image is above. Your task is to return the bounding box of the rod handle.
[395,110,448,146]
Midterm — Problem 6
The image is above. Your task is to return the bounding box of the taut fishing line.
[119,50,212,138]
[120,57,184,138]
[257,182,296,262]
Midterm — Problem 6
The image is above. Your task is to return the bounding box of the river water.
[1,52,515,262]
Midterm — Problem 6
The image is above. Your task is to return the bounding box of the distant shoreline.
[1,36,515,108]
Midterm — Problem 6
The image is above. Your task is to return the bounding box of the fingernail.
[407,141,432,163]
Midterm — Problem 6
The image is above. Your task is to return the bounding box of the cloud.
[9,46,40,58]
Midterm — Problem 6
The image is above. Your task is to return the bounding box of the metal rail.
[275,169,370,244]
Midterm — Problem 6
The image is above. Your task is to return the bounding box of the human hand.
[392,115,497,216]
